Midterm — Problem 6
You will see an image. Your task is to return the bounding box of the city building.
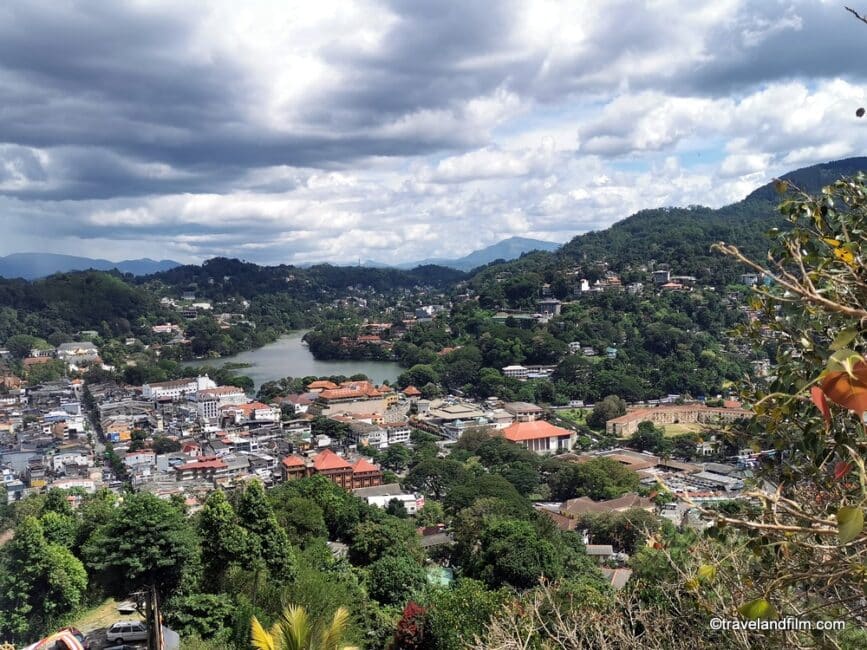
[502,365,528,380]
[502,420,575,454]
[142,376,216,401]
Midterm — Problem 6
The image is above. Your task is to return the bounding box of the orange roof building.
[313,449,352,471]
[502,420,575,454]
[307,380,339,392]
[280,449,382,489]
[402,385,422,397]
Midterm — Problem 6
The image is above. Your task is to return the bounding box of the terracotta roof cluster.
[503,420,572,442]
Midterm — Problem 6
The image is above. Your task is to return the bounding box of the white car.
[106,621,148,644]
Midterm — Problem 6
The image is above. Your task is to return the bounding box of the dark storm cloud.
[2,0,860,202]
[317,0,529,125]
[0,0,508,200]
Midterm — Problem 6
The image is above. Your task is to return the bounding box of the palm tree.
[251,604,358,650]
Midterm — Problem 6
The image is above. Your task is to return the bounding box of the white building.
[195,386,247,420]
[353,483,425,515]
[56,342,99,360]
[124,450,157,468]
[385,423,411,445]
[49,478,96,494]
[502,365,529,380]
[143,376,216,401]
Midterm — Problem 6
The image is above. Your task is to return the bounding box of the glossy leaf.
[834,461,853,481]
[837,506,864,544]
[810,385,831,428]
[738,598,778,620]
[829,328,858,351]
[820,359,867,416]
[697,564,716,582]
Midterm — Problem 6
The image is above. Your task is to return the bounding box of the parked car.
[106,622,148,644]
[103,645,139,650]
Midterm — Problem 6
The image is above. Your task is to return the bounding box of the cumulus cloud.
[0,0,865,264]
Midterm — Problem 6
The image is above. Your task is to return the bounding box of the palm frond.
[320,607,353,650]
[280,604,312,650]
[250,616,277,650]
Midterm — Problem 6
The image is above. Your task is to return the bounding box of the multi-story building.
[502,365,529,380]
[142,376,216,401]
[279,449,383,490]
[194,386,247,420]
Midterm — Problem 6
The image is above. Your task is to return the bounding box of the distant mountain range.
[364,236,562,271]
[0,253,181,280]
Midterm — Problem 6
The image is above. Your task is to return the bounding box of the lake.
[184,330,403,388]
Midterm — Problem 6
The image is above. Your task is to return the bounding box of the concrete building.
[143,376,216,401]
[353,483,424,515]
[195,386,247,420]
[503,401,544,421]
[502,365,529,380]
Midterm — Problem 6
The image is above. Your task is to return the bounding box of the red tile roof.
[402,385,421,397]
[503,420,572,442]
[351,457,381,474]
[176,458,227,471]
[312,449,352,471]
[319,386,382,400]
[281,455,306,468]
[221,401,272,416]
[308,380,338,390]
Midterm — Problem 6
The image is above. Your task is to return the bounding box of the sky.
[0,0,866,266]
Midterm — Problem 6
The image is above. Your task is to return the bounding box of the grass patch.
[67,598,142,634]
[558,409,588,426]
[660,422,705,437]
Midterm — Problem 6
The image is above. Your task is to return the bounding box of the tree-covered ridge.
[0,255,466,367]
[0,271,172,342]
[142,257,466,300]
[469,157,867,291]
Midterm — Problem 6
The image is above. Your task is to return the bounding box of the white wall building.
[195,386,247,420]
[143,376,216,400]
[502,365,528,380]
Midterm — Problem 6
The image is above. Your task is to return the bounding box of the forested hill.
[142,257,466,298]
[470,157,867,290]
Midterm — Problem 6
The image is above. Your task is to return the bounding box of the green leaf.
[738,598,778,620]
[837,506,864,544]
[826,349,865,377]
[830,329,858,351]
[697,564,716,582]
